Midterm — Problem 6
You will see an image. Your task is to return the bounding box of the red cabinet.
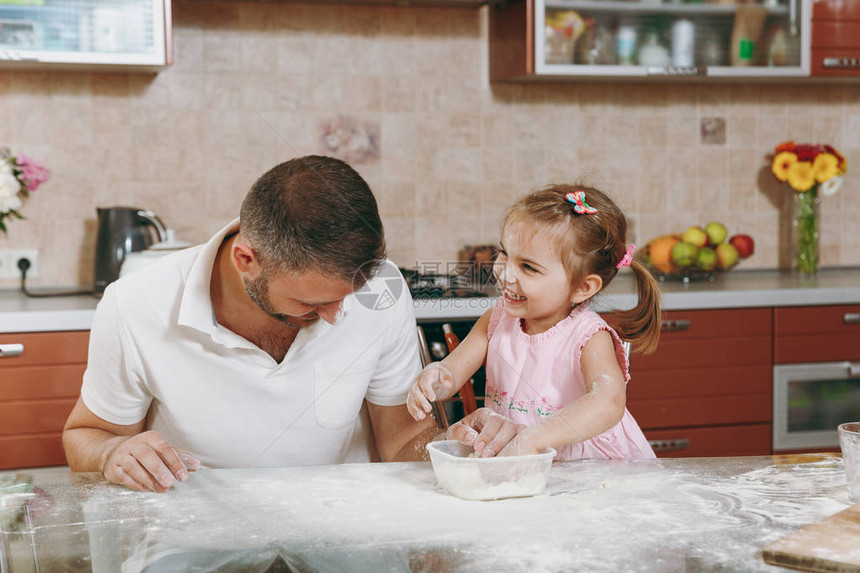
[626,308,773,458]
[0,331,88,469]
[774,304,860,363]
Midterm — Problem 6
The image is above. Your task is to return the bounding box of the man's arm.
[63,397,199,492]
[366,401,441,462]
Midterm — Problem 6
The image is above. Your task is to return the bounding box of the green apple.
[671,241,699,268]
[681,226,709,248]
[696,246,717,271]
[716,243,739,270]
[704,222,728,245]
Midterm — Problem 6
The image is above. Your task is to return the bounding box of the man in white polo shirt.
[62,156,439,492]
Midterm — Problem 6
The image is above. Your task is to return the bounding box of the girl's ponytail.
[612,258,662,354]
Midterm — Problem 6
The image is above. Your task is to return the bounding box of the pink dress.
[485,299,656,461]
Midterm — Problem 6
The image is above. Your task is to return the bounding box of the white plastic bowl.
[426,440,555,501]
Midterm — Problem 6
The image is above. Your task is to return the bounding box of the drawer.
[813,0,860,20]
[628,366,772,400]
[1,365,85,400]
[0,433,67,469]
[631,308,772,371]
[645,424,771,458]
[632,336,771,371]
[657,308,772,338]
[812,22,860,49]
[629,392,771,429]
[0,331,89,367]
[774,304,860,363]
[0,399,78,435]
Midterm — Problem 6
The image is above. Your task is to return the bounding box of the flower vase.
[792,188,819,280]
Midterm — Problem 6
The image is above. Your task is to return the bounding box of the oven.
[416,318,487,425]
[407,264,496,425]
[773,361,860,451]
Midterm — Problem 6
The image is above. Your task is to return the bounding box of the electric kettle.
[94,207,168,294]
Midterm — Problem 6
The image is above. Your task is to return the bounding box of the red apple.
[729,234,755,259]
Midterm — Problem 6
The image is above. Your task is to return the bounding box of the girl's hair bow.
[565,191,597,215]
[617,244,636,269]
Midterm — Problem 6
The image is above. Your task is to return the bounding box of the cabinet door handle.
[845,313,860,325]
[648,438,691,453]
[0,344,24,358]
[661,319,691,333]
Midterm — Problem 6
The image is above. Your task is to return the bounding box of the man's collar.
[177,218,357,335]
[177,218,240,335]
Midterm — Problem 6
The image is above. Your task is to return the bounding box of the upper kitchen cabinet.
[490,0,819,81]
[0,0,172,71]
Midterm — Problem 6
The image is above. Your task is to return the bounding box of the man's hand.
[445,408,525,458]
[101,431,200,492]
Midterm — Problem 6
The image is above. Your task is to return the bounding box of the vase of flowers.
[770,141,846,280]
[0,148,50,235]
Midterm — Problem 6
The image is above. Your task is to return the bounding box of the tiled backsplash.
[1,0,858,287]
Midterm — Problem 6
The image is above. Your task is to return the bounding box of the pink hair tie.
[617,244,635,269]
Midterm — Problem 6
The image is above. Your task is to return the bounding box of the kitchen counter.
[414,267,860,320]
[0,290,100,333]
[0,454,851,572]
[2,268,860,331]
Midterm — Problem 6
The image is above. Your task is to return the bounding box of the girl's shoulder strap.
[487,297,506,339]
[573,307,631,383]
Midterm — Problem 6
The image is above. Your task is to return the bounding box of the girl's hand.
[406,363,456,421]
[446,408,525,458]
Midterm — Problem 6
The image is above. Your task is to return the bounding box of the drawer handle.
[845,313,860,325]
[648,438,691,453]
[661,319,691,333]
[0,344,24,358]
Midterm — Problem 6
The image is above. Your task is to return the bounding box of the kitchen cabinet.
[0,0,172,71]
[771,304,860,453]
[0,331,88,469]
[625,308,773,458]
[490,0,812,81]
[773,304,860,364]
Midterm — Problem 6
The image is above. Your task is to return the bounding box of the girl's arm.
[406,308,493,420]
[501,330,627,455]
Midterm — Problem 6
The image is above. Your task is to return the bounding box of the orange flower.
[772,151,797,182]
[775,141,795,154]
[787,161,816,192]
[813,152,839,183]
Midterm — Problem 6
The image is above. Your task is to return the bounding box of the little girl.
[408,185,661,460]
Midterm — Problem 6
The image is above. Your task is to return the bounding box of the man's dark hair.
[239,155,386,283]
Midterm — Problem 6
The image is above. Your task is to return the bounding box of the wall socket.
[0,248,39,280]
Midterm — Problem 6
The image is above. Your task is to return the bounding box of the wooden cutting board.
[763,502,860,572]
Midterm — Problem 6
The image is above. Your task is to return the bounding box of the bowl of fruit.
[639,222,754,283]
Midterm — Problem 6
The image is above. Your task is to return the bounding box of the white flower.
[0,164,22,214]
[820,175,843,197]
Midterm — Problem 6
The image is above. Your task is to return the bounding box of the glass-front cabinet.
[0,0,171,70]
[490,0,811,80]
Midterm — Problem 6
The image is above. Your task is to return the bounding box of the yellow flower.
[787,161,816,192]
[812,152,839,183]
[772,151,797,182]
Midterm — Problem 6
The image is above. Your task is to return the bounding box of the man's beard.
[244,273,318,329]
